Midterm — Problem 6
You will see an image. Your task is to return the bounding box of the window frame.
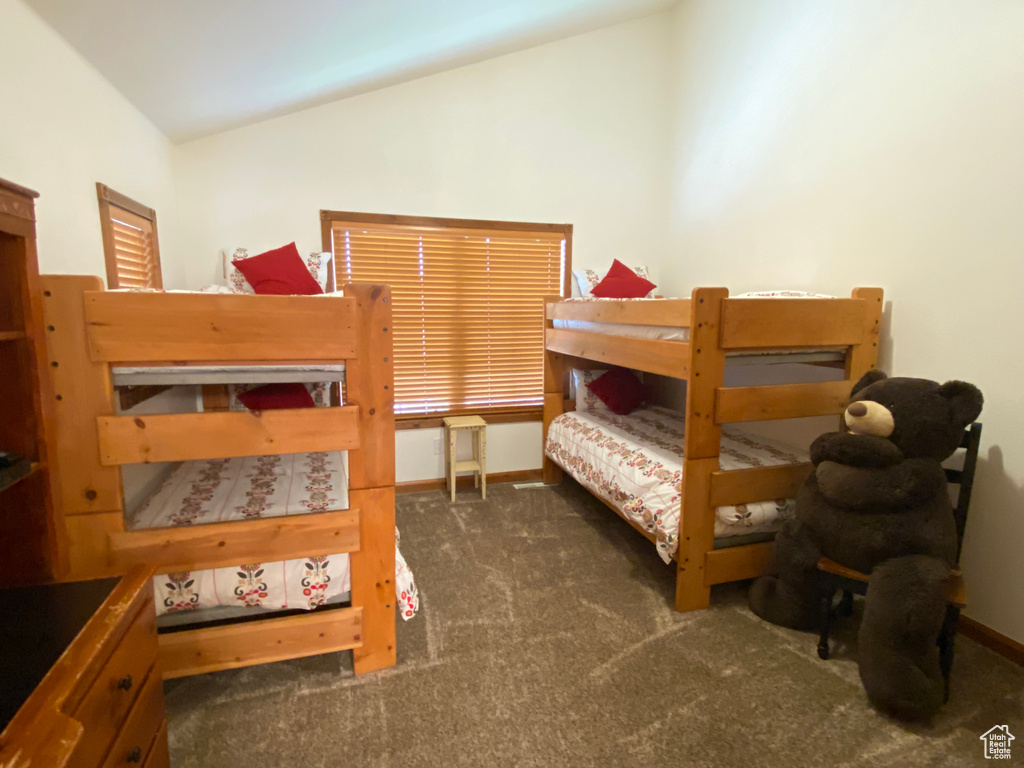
[320,210,572,427]
[96,182,163,290]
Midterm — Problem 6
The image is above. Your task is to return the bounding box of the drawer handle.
[127,746,143,763]
[117,674,133,691]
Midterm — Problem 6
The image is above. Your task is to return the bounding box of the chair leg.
[480,427,486,500]
[443,424,450,498]
[839,590,854,617]
[818,586,836,660]
[448,428,457,503]
[473,430,479,488]
[938,605,960,704]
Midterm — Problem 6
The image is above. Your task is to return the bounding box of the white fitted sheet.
[112,364,345,386]
[552,318,690,342]
[545,407,806,563]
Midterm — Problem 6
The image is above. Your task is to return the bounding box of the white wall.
[172,14,673,482]
[0,0,180,284]
[18,0,1020,640]
[397,421,542,484]
[665,0,1024,642]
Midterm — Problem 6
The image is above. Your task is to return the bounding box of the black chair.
[815,422,982,702]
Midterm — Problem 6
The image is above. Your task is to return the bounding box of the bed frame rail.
[159,606,364,678]
[708,464,813,507]
[547,298,690,326]
[720,297,870,349]
[109,508,361,573]
[704,544,772,586]
[97,407,359,464]
[716,380,853,423]
[84,290,357,362]
[545,330,690,379]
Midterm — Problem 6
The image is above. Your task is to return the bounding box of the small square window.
[96,183,163,290]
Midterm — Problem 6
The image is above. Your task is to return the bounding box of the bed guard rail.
[82,287,357,363]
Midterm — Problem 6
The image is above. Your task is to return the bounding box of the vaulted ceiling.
[25,0,674,143]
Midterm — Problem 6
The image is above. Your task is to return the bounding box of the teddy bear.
[748,370,983,721]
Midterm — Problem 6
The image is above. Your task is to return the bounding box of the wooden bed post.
[344,283,398,675]
[542,296,564,484]
[845,287,884,383]
[39,275,126,579]
[675,287,728,612]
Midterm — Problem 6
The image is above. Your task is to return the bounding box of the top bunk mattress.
[111,287,347,298]
[112,364,345,386]
[544,406,808,563]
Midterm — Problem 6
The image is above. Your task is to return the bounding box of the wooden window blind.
[96,183,163,290]
[321,212,571,419]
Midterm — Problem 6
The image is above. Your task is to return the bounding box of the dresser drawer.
[102,669,164,768]
[71,596,159,767]
[141,721,169,768]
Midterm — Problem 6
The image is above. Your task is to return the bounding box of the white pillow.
[573,265,654,298]
[573,369,609,413]
[305,251,334,291]
[226,248,255,294]
[226,248,334,294]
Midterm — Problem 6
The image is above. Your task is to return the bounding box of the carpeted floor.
[164,481,1024,767]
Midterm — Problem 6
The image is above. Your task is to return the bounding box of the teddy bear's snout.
[847,402,868,417]
[844,400,894,437]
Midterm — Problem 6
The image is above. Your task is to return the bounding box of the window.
[96,183,163,290]
[321,211,571,420]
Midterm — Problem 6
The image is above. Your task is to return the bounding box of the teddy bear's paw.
[811,431,903,468]
[858,653,945,722]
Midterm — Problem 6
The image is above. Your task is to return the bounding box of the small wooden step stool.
[442,415,486,502]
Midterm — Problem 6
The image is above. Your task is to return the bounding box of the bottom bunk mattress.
[126,451,418,621]
[545,406,808,563]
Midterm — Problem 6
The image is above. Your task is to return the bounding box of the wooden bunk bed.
[542,287,883,612]
[40,276,397,677]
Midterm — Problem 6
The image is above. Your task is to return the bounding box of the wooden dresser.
[0,567,169,768]
[0,177,65,587]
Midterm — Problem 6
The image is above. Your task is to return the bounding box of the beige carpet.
[164,480,1024,767]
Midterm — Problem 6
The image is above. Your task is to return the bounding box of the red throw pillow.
[590,259,656,299]
[237,383,315,411]
[232,242,324,295]
[586,367,645,415]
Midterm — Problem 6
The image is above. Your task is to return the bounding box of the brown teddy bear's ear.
[851,369,887,398]
[938,380,983,427]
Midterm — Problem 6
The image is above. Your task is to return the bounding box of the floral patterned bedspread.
[127,451,418,620]
[545,407,806,563]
